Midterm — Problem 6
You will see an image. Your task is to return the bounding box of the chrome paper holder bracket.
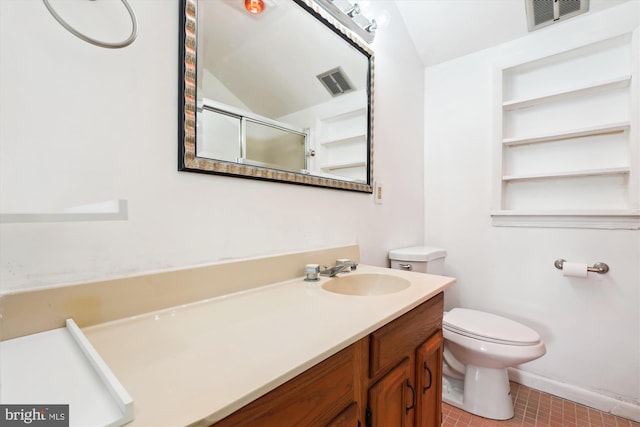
[554,259,610,274]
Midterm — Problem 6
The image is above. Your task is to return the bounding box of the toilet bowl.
[442,308,546,420]
[388,246,546,420]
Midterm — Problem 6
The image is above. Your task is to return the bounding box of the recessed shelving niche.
[316,108,368,183]
[492,32,639,229]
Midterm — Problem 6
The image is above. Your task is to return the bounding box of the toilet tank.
[389,246,447,274]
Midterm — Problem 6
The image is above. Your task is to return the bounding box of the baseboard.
[508,368,640,422]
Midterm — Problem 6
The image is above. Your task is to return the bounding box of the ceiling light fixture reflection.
[316,0,378,43]
[346,3,361,17]
[365,19,377,33]
[244,0,265,14]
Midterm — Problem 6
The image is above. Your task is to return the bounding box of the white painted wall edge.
[508,367,640,422]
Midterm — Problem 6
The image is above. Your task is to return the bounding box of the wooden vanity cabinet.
[210,340,366,427]
[366,292,444,427]
[210,292,443,427]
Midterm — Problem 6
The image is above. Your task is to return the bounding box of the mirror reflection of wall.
[180,0,373,191]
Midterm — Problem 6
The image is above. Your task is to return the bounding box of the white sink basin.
[321,273,410,296]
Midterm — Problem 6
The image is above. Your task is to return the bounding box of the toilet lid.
[443,308,541,345]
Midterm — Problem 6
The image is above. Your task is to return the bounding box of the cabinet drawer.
[369,293,443,379]
[212,342,361,427]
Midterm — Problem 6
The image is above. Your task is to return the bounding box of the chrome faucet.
[320,260,358,277]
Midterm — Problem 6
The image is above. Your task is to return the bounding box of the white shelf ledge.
[491,210,640,229]
[503,75,632,111]
[320,134,366,146]
[320,107,367,123]
[503,122,630,146]
[0,199,128,224]
[502,167,630,182]
[321,161,366,171]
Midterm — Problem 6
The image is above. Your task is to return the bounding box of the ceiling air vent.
[317,67,355,97]
[525,0,589,31]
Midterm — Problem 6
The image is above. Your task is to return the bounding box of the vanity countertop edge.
[81,264,455,427]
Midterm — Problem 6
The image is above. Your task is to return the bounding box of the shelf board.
[503,75,632,111]
[490,210,640,229]
[321,161,366,171]
[320,134,367,146]
[0,200,128,224]
[503,122,630,146]
[502,167,630,182]
[320,108,367,123]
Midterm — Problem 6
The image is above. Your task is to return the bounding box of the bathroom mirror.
[179,0,374,192]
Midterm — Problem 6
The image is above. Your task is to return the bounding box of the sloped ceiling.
[393,0,631,67]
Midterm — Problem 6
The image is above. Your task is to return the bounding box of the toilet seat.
[444,308,541,346]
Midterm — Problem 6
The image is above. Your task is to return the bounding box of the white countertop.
[0,320,133,427]
[82,265,455,427]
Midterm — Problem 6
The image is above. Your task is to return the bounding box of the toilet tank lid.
[443,308,541,345]
[389,246,447,262]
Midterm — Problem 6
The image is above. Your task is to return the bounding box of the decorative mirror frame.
[178,0,374,193]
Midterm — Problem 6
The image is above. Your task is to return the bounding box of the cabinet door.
[368,358,415,427]
[415,332,443,427]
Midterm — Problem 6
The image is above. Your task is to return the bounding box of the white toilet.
[389,246,547,420]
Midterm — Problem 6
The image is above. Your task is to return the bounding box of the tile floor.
[441,382,640,427]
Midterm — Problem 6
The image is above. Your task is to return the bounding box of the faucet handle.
[336,259,357,272]
[304,264,320,282]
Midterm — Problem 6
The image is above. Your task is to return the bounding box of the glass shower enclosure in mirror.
[179,0,374,192]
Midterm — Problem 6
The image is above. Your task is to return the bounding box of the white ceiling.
[392,0,631,67]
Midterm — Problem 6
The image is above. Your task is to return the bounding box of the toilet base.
[442,365,514,420]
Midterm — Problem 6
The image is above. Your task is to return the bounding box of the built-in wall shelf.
[320,134,366,146]
[502,122,631,146]
[502,167,630,182]
[491,210,640,229]
[502,75,632,111]
[316,106,368,182]
[0,199,128,224]
[493,31,638,228]
[321,161,366,171]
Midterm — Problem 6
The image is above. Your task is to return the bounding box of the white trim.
[508,368,640,422]
[0,200,128,224]
[502,167,630,182]
[66,319,134,423]
[491,210,640,229]
[628,29,640,209]
[502,122,630,146]
[491,65,505,211]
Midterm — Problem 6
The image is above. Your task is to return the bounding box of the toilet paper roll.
[562,262,588,278]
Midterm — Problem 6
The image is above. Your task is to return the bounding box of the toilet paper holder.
[554,259,610,274]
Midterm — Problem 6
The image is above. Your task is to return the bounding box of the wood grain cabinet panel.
[368,358,414,427]
[325,402,359,427]
[369,293,443,379]
[415,331,443,427]
[211,343,362,427]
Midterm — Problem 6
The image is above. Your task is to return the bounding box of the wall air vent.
[316,67,355,97]
[525,0,589,31]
